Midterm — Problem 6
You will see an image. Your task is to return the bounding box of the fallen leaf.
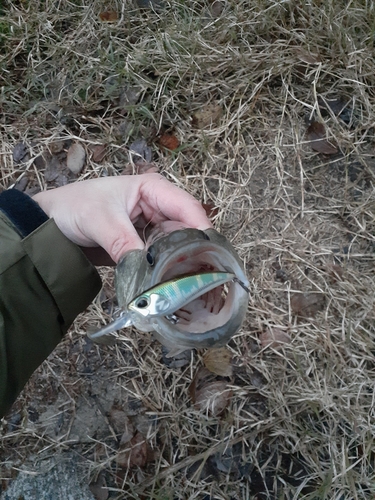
[89,472,108,500]
[109,406,135,437]
[14,175,29,192]
[99,11,118,22]
[296,49,322,64]
[44,155,63,182]
[326,264,344,282]
[192,103,223,129]
[291,292,325,317]
[259,328,291,350]
[189,367,231,416]
[49,141,65,154]
[129,139,152,163]
[116,432,149,468]
[210,0,226,17]
[318,97,347,116]
[67,142,86,174]
[194,381,232,415]
[12,142,29,164]
[119,86,142,108]
[202,202,219,219]
[319,97,354,126]
[33,152,48,170]
[203,347,233,377]
[158,134,180,151]
[55,172,69,187]
[90,144,107,163]
[306,121,338,155]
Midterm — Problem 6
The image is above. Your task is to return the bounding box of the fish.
[88,221,250,356]
[128,271,235,318]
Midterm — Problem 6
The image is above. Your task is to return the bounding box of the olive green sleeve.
[0,214,102,418]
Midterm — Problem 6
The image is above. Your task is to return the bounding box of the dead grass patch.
[1,0,375,498]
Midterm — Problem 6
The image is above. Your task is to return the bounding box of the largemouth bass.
[88,222,249,356]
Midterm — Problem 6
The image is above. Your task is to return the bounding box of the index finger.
[140,174,213,230]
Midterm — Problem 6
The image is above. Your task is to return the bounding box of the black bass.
[88,222,249,356]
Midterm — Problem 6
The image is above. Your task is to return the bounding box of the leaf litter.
[306,121,338,154]
[203,347,233,377]
[67,142,86,174]
[2,1,375,498]
[192,103,223,129]
[290,292,325,317]
[189,367,232,416]
[89,472,108,500]
[99,11,118,22]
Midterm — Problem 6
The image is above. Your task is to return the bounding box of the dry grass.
[1,0,375,498]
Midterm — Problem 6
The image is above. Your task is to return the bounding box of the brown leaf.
[99,11,118,22]
[13,142,29,164]
[50,141,65,154]
[189,367,231,416]
[194,381,232,416]
[326,264,344,282]
[296,49,322,64]
[158,134,180,151]
[259,328,291,350]
[89,473,108,500]
[14,175,29,192]
[192,103,223,129]
[108,407,135,437]
[44,155,63,182]
[129,138,152,163]
[210,0,226,17]
[202,202,219,219]
[67,142,86,174]
[291,292,325,317]
[203,347,233,377]
[306,122,338,155]
[116,432,149,468]
[189,367,217,398]
[90,144,107,163]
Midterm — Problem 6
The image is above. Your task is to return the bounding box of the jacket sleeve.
[0,189,102,418]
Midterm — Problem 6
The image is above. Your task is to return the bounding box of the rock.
[0,453,95,500]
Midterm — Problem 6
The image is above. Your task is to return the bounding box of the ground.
[0,1,375,499]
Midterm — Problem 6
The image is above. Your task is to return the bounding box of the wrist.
[0,189,49,237]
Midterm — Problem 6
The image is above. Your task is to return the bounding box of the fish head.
[115,222,249,352]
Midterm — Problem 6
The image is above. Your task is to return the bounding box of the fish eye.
[146,245,155,266]
[136,297,149,309]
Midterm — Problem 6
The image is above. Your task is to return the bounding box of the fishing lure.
[128,271,235,318]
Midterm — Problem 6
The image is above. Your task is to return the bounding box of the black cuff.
[0,189,49,238]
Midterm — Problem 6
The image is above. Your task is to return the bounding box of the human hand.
[33,174,212,265]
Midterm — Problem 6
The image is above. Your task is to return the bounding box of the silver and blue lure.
[128,271,235,318]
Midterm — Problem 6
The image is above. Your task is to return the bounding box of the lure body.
[128,271,235,318]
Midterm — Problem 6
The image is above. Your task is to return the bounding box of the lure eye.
[136,297,149,309]
[146,245,155,266]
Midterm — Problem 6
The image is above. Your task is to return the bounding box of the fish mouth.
[147,228,249,337]
[115,224,249,351]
